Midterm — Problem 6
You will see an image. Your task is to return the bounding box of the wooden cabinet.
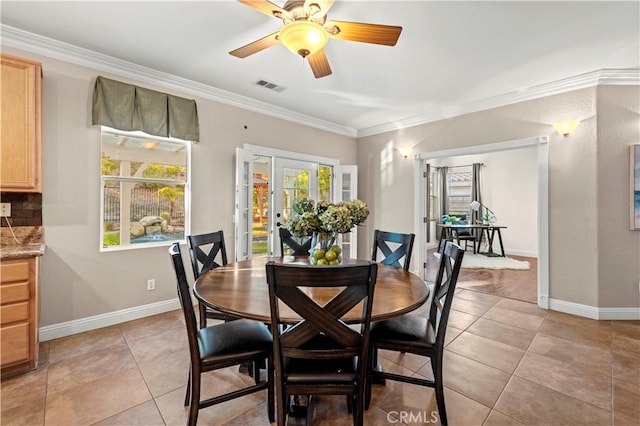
[1,54,42,192]
[1,257,39,377]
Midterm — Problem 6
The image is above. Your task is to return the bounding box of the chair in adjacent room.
[451,219,477,254]
[187,230,239,327]
[169,243,274,426]
[365,241,464,425]
[278,227,312,256]
[265,261,378,426]
[371,229,416,271]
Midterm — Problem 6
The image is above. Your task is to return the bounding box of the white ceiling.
[2,1,639,137]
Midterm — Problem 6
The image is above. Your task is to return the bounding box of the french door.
[273,158,318,256]
[235,146,357,261]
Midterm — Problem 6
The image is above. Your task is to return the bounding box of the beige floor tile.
[527,332,612,377]
[482,409,525,426]
[612,320,640,340]
[613,378,640,425]
[93,400,165,425]
[0,365,48,411]
[47,325,125,363]
[492,298,547,318]
[137,346,190,397]
[439,350,510,408]
[446,331,525,373]
[45,367,152,425]
[222,402,273,426]
[514,351,611,410]
[454,289,503,306]
[46,343,138,394]
[451,297,496,317]
[495,376,611,425]
[119,310,187,342]
[613,350,640,384]
[126,321,188,365]
[538,317,612,350]
[466,318,536,351]
[482,306,544,332]
[0,397,45,426]
[444,326,464,346]
[447,309,479,330]
[377,348,430,373]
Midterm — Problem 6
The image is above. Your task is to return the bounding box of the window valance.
[92,76,199,142]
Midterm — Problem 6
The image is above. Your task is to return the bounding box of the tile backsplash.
[0,192,42,227]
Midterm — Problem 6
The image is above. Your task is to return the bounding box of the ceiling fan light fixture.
[279,21,328,58]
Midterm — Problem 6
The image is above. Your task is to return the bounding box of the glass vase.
[309,231,342,265]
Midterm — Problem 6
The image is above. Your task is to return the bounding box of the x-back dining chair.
[278,227,312,256]
[187,230,239,327]
[365,240,464,425]
[168,243,274,426]
[265,261,378,426]
[371,229,416,271]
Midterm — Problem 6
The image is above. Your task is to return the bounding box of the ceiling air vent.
[255,79,286,92]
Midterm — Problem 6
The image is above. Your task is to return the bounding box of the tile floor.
[2,288,639,425]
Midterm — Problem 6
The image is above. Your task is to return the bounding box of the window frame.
[99,127,191,252]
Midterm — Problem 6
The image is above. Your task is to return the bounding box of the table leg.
[485,228,502,257]
[496,228,505,257]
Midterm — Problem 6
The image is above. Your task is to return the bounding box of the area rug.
[461,253,530,270]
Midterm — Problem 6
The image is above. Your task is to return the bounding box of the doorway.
[414,136,549,309]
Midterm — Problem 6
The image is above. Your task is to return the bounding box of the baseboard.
[39,298,181,342]
[548,298,640,320]
[504,249,537,258]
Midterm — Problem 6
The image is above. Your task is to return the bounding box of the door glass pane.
[281,168,309,225]
[252,156,270,256]
[319,165,332,201]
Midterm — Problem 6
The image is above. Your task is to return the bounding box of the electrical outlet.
[0,203,10,217]
[147,279,156,291]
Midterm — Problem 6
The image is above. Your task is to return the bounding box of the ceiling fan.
[229,0,402,78]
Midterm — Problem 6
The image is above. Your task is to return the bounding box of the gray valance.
[92,76,199,142]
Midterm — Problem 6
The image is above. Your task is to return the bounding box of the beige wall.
[358,86,640,309]
[596,86,640,308]
[3,47,356,327]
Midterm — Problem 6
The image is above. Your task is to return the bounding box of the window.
[100,128,190,250]
[447,166,472,217]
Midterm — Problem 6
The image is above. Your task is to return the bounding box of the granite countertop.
[0,226,45,260]
[1,243,46,260]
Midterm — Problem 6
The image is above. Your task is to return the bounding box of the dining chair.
[187,230,239,327]
[265,261,378,426]
[371,229,415,271]
[278,227,312,256]
[169,243,275,426]
[451,219,477,254]
[365,240,464,426]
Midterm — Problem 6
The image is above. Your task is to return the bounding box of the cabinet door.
[0,322,30,365]
[0,54,42,192]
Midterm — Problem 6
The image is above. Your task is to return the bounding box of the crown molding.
[3,25,637,140]
[0,25,358,138]
[356,68,640,138]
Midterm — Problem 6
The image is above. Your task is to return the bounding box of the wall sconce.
[398,147,412,158]
[553,120,580,137]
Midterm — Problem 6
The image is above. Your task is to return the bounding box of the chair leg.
[188,366,201,426]
[431,355,447,426]
[267,355,275,423]
[184,367,191,406]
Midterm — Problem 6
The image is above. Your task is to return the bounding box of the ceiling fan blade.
[307,49,332,79]
[304,0,335,19]
[229,32,280,58]
[325,20,402,46]
[237,0,289,19]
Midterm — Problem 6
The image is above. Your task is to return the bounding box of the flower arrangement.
[441,214,460,224]
[288,198,369,237]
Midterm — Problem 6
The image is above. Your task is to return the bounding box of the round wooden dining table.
[193,256,430,324]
